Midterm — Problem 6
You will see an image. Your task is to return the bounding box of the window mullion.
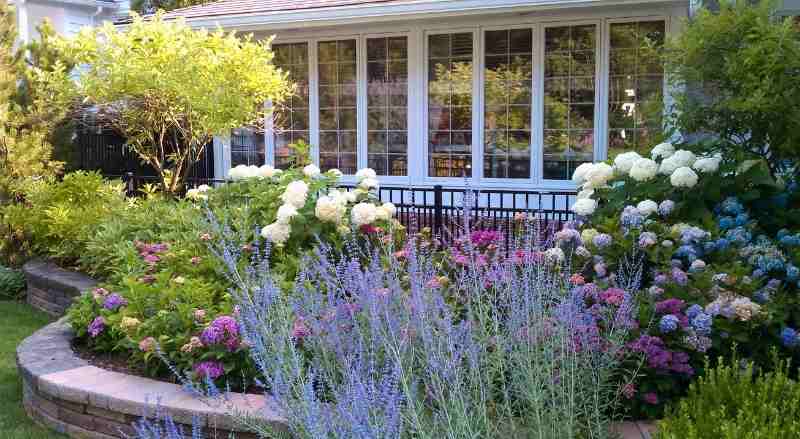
[309,39,320,167]
[472,29,483,184]
[357,36,368,172]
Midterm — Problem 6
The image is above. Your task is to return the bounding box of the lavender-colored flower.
[200,315,240,351]
[671,267,688,286]
[686,304,703,320]
[659,315,679,333]
[592,233,613,248]
[194,361,225,380]
[638,232,657,248]
[621,206,644,229]
[658,200,675,217]
[102,293,128,311]
[655,298,685,315]
[690,312,713,336]
[88,316,105,338]
[684,334,712,353]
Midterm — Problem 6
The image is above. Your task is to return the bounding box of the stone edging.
[23,260,98,317]
[16,319,284,439]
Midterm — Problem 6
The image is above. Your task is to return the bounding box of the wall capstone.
[23,260,97,317]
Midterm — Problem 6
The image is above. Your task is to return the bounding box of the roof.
[162,0,406,21]
[131,0,682,29]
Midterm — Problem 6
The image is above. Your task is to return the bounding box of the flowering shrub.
[66,164,401,383]
[568,142,800,417]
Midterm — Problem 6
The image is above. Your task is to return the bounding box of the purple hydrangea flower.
[781,328,798,348]
[593,234,613,248]
[200,316,240,351]
[671,267,688,286]
[469,230,502,247]
[102,293,128,311]
[655,298,685,315]
[686,304,703,320]
[193,360,225,380]
[691,312,713,336]
[88,316,105,338]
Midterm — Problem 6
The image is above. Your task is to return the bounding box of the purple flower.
[102,293,128,311]
[643,392,659,405]
[671,267,688,286]
[655,298,685,315]
[469,230,502,247]
[659,315,679,333]
[592,234,613,248]
[200,316,240,351]
[292,317,311,341]
[193,360,224,380]
[88,316,105,338]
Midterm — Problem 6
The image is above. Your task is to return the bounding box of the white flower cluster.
[185,184,211,201]
[229,164,282,180]
[569,142,723,216]
[260,167,396,246]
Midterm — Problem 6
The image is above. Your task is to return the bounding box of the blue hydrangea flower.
[726,227,752,246]
[691,312,713,336]
[659,314,680,333]
[753,290,770,304]
[658,200,676,217]
[718,217,735,230]
[720,197,744,216]
[786,265,799,281]
[686,304,703,320]
[734,213,750,227]
[778,229,791,240]
[621,206,644,229]
[781,328,798,348]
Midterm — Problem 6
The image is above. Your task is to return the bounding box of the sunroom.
[160,0,690,193]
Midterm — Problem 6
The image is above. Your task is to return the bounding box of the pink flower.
[393,250,407,260]
[643,392,659,405]
[194,309,206,321]
[190,256,202,265]
[199,233,212,241]
[143,254,160,264]
[360,224,380,235]
[569,274,586,285]
[92,288,110,300]
[600,288,626,306]
[139,337,157,352]
[426,277,443,289]
[139,275,156,284]
[292,317,311,341]
[194,360,224,380]
[622,383,636,399]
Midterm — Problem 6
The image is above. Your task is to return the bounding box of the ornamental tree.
[41,12,291,194]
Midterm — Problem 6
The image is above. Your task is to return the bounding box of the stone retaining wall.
[17,319,283,439]
[23,260,97,317]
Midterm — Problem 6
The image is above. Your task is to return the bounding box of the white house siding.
[209,1,689,194]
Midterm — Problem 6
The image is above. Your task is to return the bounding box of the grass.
[0,301,66,439]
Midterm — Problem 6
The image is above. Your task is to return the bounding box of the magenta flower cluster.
[200,316,241,351]
[193,360,225,380]
[88,316,105,338]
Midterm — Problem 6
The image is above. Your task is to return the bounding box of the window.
[318,39,358,174]
[543,24,597,180]
[273,42,310,169]
[231,127,265,167]
[367,36,409,176]
[428,32,474,178]
[608,21,666,159]
[484,29,533,179]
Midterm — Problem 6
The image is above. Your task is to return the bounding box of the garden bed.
[16,319,282,439]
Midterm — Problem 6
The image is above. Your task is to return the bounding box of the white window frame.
[236,6,681,189]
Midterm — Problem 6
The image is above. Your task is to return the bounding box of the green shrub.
[0,265,25,300]
[1,171,128,264]
[656,357,800,439]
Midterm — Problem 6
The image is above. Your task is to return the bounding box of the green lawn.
[0,301,65,439]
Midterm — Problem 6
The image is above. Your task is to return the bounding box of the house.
[10,0,128,45]
[154,0,694,195]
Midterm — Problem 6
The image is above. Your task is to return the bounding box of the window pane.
[483,28,532,178]
[608,20,665,159]
[231,127,265,167]
[366,36,408,176]
[318,40,358,174]
[543,25,597,180]
[272,42,310,169]
[428,33,473,177]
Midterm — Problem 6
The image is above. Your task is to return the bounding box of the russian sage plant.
[190,212,640,439]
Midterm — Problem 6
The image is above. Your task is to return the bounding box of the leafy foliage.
[0,265,25,300]
[657,356,800,439]
[39,12,292,194]
[666,0,800,176]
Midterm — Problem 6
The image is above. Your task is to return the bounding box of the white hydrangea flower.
[327,168,343,178]
[197,184,210,192]
[376,205,392,221]
[315,196,346,223]
[544,247,565,264]
[571,198,598,216]
[693,155,721,174]
[276,204,299,224]
[185,188,208,201]
[583,163,614,189]
[351,202,378,226]
[381,202,396,217]
[659,150,696,175]
[577,188,595,199]
[670,166,699,188]
[581,228,599,244]
[344,191,357,203]
[257,164,279,179]
[359,177,380,191]
[613,151,642,173]
[303,164,321,178]
[229,164,257,180]
[651,142,675,160]
[636,199,659,216]
[281,180,310,208]
[572,162,595,185]
[629,158,659,182]
[356,168,377,181]
[260,222,291,245]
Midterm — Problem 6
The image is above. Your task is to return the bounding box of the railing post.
[123,172,135,197]
[433,184,443,237]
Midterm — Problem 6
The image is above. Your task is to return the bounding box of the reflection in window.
[367,37,408,176]
[318,40,358,174]
[543,24,596,180]
[484,29,532,178]
[231,127,265,167]
[428,33,473,178]
[608,21,665,159]
[272,43,309,169]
